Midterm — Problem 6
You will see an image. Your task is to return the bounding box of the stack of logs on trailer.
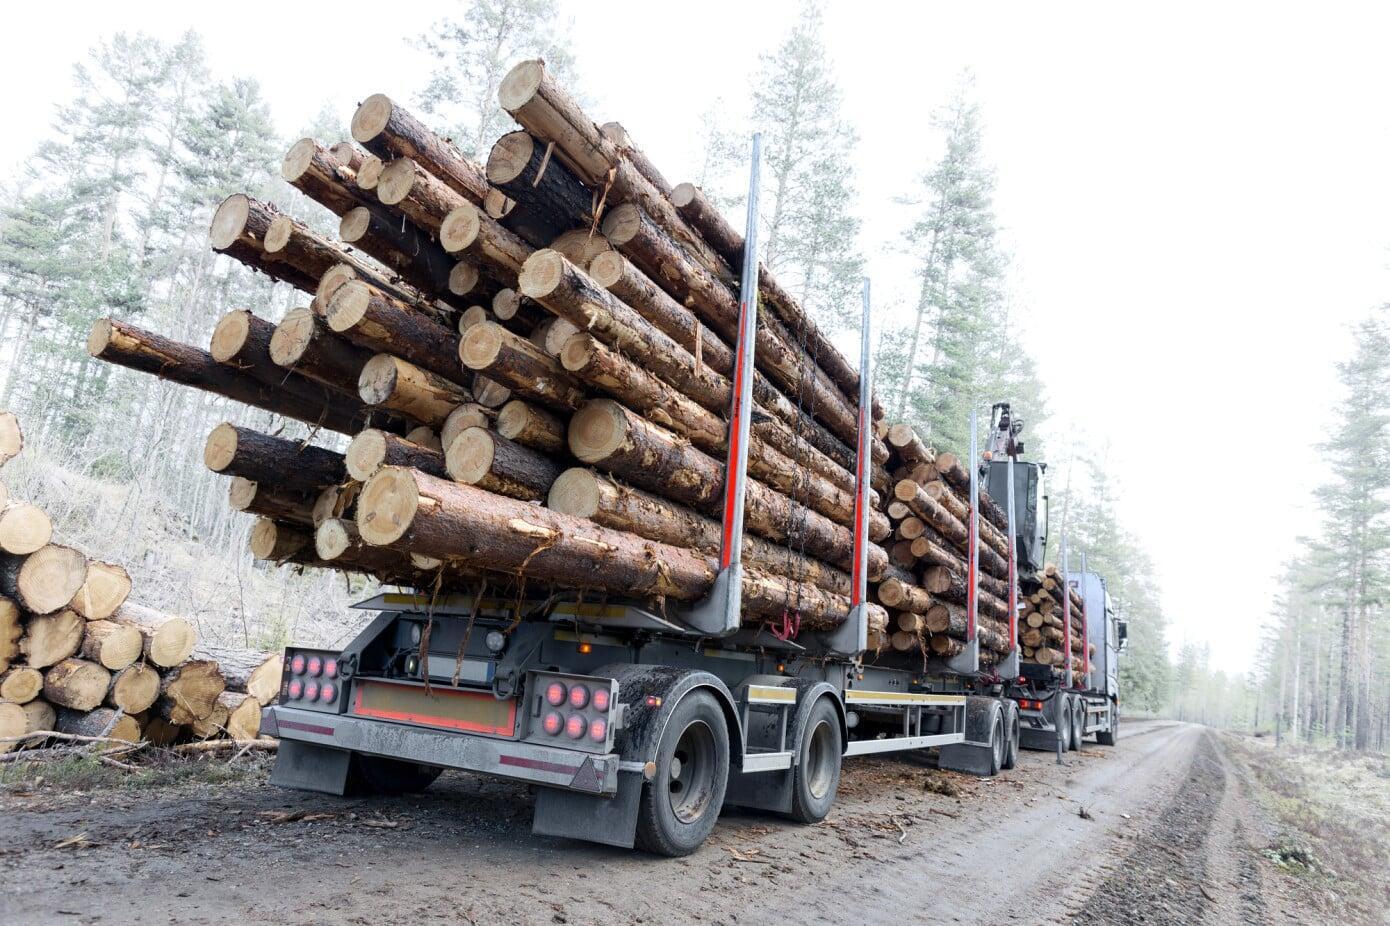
[87,59,1066,669]
[0,412,283,753]
[1020,565,1091,674]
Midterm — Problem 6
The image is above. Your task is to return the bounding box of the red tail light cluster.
[1017,698,1045,711]
[529,673,617,752]
[281,649,344,712]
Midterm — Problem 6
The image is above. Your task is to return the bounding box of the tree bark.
[249,518,314,562]
[359,355,472,427]
[158,659,226,724]
[326,280,462,380]
[338,207,465,309]
[346,429,448,483]
[351,94,489,204]
[202,423,346,493]
[459,321,587,412]
[209,309,349,411]
[227,477,316,527]
[43,658,111,712]
[56,707,140,743]
[445,427,562,501]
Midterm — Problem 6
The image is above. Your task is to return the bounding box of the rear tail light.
[545,682,567,707]
[307,656,323,676]
[565,714,586,739]
[591,687,610,712]
[288,679,304,699]
[320,683,337,702]
[324,659,338,679]
[588,718,607,742]
[290,654,306,674]
[305,681,320,702]
[568,684,590,709]
[542,711,564,735]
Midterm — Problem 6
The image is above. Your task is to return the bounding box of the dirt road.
[0,721,1324,925]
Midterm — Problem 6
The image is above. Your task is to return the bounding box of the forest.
[1,0,1204,718]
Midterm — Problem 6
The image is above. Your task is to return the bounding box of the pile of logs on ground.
[90,61,913,644]
[0,413,282,755]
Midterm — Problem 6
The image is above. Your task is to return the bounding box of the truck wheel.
[634,689,729,857]
[1055,697,1072,752]
[1096,704,1118,746]
[988,709,1005,776]
[1000,700,1020,770]
[350,754,442,795]
[788,697,842,824]
[1070,699,1084,751]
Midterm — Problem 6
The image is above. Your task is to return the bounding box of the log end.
[518,249,566,300]
[669,182,698,209]
[568,400,628,464]
[86,318,114,358]
[209,193,252,250]
[316,263,360,308]
[486,131,535,186]
[448,261,480,297]
[357,154,384,191]
[281,137,318,183]
[203,422,240,473]
[558,332,598,373]
[893,479,920,502]
[546,468,602,520]
[358,354,402,407]
[0,502,52,555]
[439,204,481,254]
[72,561,132,620]
[376,157,416,207]
[498,59,546,112]
[19,546,89,615]
[209,309,254,363]
[459,321,505,371]
[492,288,523,320]
[484,188,514,219]
[405,426,442,452]
[445,427,497,485]
[357,466,421,547]
[339,206,372,244]
[472,373,511,408]
[586,249,623,288]
[268,307,317,367]
[598,203,641,245]
[326,280,372,333]
[227,477,258,512]
[346,428,390,482]
[315,519,355,561]
[351,93,395,144]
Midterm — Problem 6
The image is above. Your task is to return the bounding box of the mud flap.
[938,696,1000,777]
[724,767,793,814]
[531,769,644,848]
[270,739,352,795]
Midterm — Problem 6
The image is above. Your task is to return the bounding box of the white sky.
[8,1,1390,673]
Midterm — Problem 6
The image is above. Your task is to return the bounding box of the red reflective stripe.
[279,719,335,737]
[499,754,580,776]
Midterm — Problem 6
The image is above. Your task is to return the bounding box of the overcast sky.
[8,1,1389,673]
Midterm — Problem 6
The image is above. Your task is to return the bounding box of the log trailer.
[259,142,1123,856]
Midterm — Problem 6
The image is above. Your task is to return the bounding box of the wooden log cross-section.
[1,544,88,615]
[0,501,52,555]
[0,411,21,467]
[203,423,346,494]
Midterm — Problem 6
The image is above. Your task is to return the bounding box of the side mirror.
[1117,620,1129,652]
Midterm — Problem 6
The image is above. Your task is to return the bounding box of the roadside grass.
[0,751,272,795]
[1225,733,1390,921]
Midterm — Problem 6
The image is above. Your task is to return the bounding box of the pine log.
[203,423,346,494]
[208,194,317,291]
[459,321,587,411]
[219,652,281,705]
[356,466,861,627]
[551,229,613,266]
[601,122,673,196]
[312,483,360,527]
[568,400,885,576]
[458,305,491,333]
[43,658,111,712]
[923,480,1009,559]
[158,659,226,724]
[89,318,373,436]
[357,154,384,190]
[227,477,316,527]
[405,426,442,450]
[329,139,368,172]
[139,714,185,747]
[486,131,593,236]
[111,603,197,668]
[493,288,548,330]
[895,480,1008,577]
[668,183,742,269]
[496,400,566,454]
[0,412,21,467]
[314,517,422,579]
[547,468,851,596]
[887,424,933,467]
[220,691,263,742]
[877,578,933,614]
[268,306,373,396]
[923,563,1010,601]
[106,663,160,713]
[1,546,88,616]
[0,666,42,703]
[249,518,313,562]
[359,354,472,427]
[0,502,51,555]
[446,427,562,501]
[281,137,370,216]
[78,620,143,671]
[326,280,462,380]
[441,403,494,451]
[483,186,559,250]
[57,707,140,744]
[0,595,20,674]
[346,429,448,482]
[351,94,489,204]
[208,309,347,412]
[338,207,460,305]
[472,374,512,408]
[377,157,470,233]
[0,701,26,751]
[69,561,132,622]
[439,201,535,276]
[190,699,231,739]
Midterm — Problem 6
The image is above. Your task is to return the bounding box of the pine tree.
[750,1,864,331]
[415,0,578,161]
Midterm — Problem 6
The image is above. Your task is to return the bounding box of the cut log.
[106,663,160,713]
[568,400,885,576]
[78,619,143,671]
[70,561,132,621]
[42,658,111,711]
[312,483,359,527]
[356,466,857,626]
[600,122,673,196]
[203,423,346,494]
[550,229,613,267]
[338,206,461,305]
[56,707,140,744]
[377,157,470,233]
[547,468,850,596]
[0,502,51,555]
[89,318,371,436]
[359,354,471,427]
[496,400,566,454]
[438,201,535,277]
[445,427,562,501]
[459,321,587,412]
[1,546,88,615]
[357,154,384,191]
[112,603,197,668]
[221,691,263,742]
[877,578,934,614]
[0,666,43,704]
[346,429,448,482]
[17,699,56,746]
[249,518,313,562]
[887,424,933,467]
[923,480,1009,559]
[351,94,489,204]
[227,477,316,527]
[208,194,317,291]
[493,288,545,328]
[268,306,373,396]
[190,700,231,739]
[440,403,494,451]
[139,713,185,747]
[474,375,514,408]
[486,131,593,237]
[0,412,21,466]
[327,280,462,380]
[158,659,226,724]
[281,137,369,216]
[216,651,281,705]
[449,261,484,298]
[0,700,26,751]
[458,305,491,333]
[405,426,442,451]
[329,139,367,172]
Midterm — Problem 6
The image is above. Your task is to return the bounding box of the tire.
[1070,699,1084,751]
[788,697,842,823]
[1055,697,1072,752]
[634,689,730,857]
[1097,703,1118,746]
[1001,700,1020,770]
[987,708,1005,776]
[350,754,442,795]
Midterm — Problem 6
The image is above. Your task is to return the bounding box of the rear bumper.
[262,705,620,795]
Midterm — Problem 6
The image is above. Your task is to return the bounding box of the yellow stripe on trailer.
[844,690,966,707]
[745,685,797,704]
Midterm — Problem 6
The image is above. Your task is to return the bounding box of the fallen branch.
[173,738,278,754]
